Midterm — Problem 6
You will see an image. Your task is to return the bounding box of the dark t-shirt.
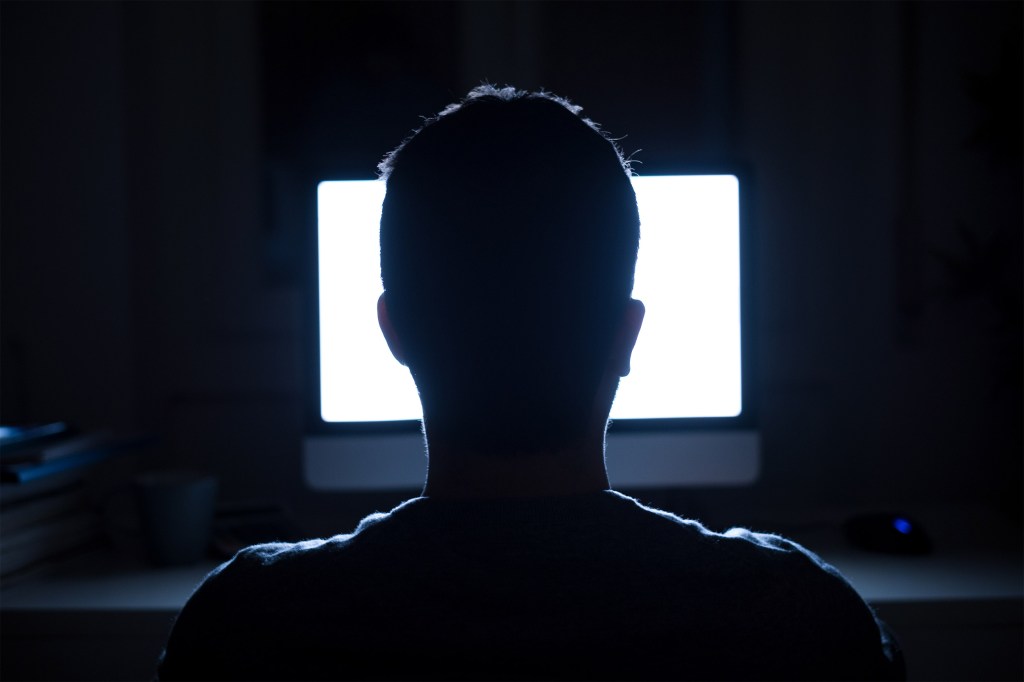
[158,491,902,680]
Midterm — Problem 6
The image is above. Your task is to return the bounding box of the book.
[0,432,105,466]
[0,510,101,577]
[0,467,85,506]
[0,422,72,451]
[0,433,148,484]
[0,484,86,534]
[1,447,115,484]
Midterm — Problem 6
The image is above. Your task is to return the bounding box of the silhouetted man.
[159,86,902,681]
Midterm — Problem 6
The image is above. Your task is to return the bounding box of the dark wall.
[2,1,1020,529]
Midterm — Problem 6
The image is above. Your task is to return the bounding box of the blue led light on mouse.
[844,512,932,555]
[892,517,913,535]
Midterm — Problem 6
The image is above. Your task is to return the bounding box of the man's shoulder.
[606,494,901,677]
[157,501,419,680]
[619,493,870,604]
[159,491,901,680]
[605,491,840,572]
[207,499,419,585]
[189,491,858,606]
[199,491,867,609]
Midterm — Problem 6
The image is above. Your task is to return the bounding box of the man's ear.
[377,292,407,366]
[610,298,645,377]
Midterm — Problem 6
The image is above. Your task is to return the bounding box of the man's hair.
[379,84,640,454]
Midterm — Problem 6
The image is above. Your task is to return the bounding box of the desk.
[813,546,1022,682]
[1,551,217,681]
[2,532,1021,681]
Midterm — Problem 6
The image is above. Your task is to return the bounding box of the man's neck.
[422,436,610,499]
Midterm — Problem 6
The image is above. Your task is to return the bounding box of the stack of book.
[0,423,140,579]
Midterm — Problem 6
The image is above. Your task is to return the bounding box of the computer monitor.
[305,173,759,490]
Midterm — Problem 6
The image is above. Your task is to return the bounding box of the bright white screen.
[318,175,741,423]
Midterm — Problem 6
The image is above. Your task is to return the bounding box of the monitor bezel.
[303,165,757,439]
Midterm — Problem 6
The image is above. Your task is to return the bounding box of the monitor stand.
[303,430,760,491]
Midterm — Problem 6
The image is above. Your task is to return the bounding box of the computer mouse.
[843,512,932,555]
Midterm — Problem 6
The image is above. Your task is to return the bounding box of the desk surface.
[3,501,1022,611]
[1,551,218,611]
[2,540,1020,612]
[3,511,1019,682]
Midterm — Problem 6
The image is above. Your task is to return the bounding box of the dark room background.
[2,1,1021,531]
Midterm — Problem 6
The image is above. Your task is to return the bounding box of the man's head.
[379,85,641,455]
